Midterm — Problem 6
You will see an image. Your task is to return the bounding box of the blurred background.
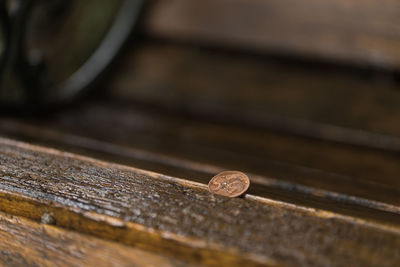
[1,0,400,214]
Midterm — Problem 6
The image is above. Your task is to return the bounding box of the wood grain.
[77,42,400,213]
[145,0,400,69]
[3,116,400,225]
[3,97,400,216]
[0,137,400,266]
[0,212,191,267]
[110,42,400,140]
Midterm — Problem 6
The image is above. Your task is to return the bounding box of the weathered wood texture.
[2,98,400,218]
[144,0,400,69]
[0,212,191,267]
[2,2,400,265]
[0,137,400,266]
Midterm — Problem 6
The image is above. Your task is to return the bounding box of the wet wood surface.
[0,211,191,267]
[3,98,400,217]
[2,2,400,264]
[0,137,400,266]
[145,0,400,69]
[1,42,400,265]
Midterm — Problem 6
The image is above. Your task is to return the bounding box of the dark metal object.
[0,0,143,109]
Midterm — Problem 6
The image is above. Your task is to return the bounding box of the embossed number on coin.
[208,171,250,197]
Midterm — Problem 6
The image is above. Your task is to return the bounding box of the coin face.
[208,171,250,197]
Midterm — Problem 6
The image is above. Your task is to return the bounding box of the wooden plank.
[3,118,400,222]
[110,42,400,140]
[0,137,400,266]
[95,43,400,205]
[144,0,400,69]
[0,212,192,267]
[3,98,400,215]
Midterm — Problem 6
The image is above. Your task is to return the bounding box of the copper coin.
[208,171,250,197]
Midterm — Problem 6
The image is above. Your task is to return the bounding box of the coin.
[208,171,250,197]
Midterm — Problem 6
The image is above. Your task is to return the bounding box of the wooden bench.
[1,1,400,266]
